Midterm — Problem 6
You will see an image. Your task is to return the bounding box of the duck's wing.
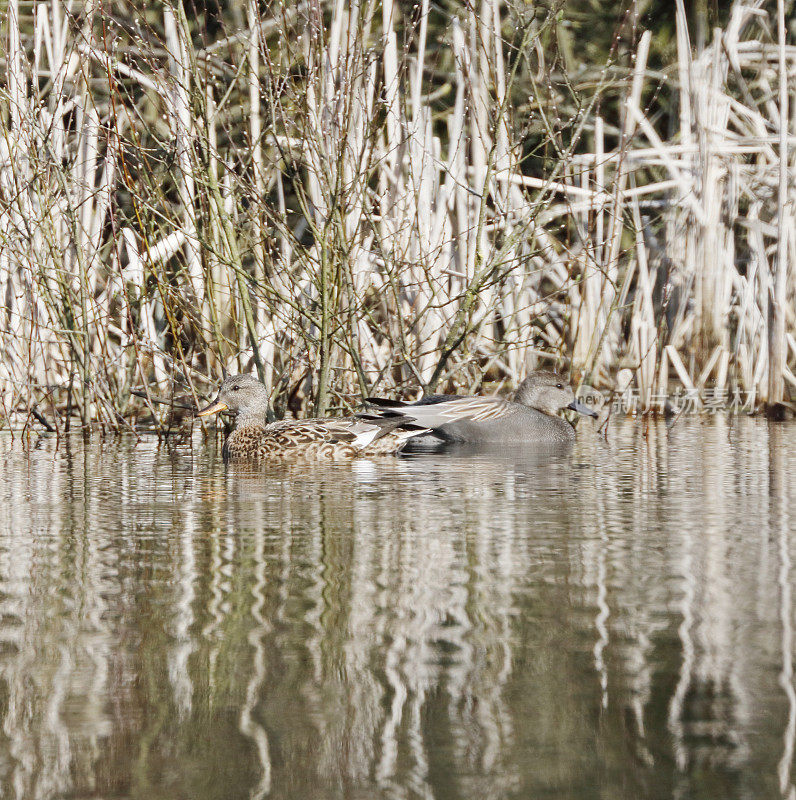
[266,417,428,451]
[364,395,516,428]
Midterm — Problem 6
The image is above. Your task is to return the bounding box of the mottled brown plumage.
[197,375,427,462]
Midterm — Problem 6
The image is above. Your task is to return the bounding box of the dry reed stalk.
[769,0,789,405]
[163,5,203,302]
[578,31,651,388]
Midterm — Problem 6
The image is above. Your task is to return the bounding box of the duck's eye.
[556,383,563,389]
[232,386,240,392]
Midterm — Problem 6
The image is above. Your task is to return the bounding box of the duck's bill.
[196,400,228,417]
[568,400,599,418]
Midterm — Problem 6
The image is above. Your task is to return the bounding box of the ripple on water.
[0,420,794,800]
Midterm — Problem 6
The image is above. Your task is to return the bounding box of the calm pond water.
[0,418,795,800]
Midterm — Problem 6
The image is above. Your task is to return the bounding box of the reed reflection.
[0,420,793,800]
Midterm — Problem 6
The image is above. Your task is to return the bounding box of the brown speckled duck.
[197,374,428,462]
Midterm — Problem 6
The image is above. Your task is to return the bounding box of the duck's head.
[197,374,269,422]
[514,370,598,418]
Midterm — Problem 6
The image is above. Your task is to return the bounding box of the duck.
[365,370,598,444]
[196,374,428,462]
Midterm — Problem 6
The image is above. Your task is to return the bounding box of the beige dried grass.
[0,0,793,429]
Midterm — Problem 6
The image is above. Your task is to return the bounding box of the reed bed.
[0,0,793,429]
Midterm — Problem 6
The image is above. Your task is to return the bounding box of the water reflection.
[0,419,793,799]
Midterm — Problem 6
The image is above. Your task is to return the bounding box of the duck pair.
[197,372,597,462]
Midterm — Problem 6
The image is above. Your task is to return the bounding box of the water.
[0,418,794,800]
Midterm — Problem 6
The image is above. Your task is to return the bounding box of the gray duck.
[365,370,598,444]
